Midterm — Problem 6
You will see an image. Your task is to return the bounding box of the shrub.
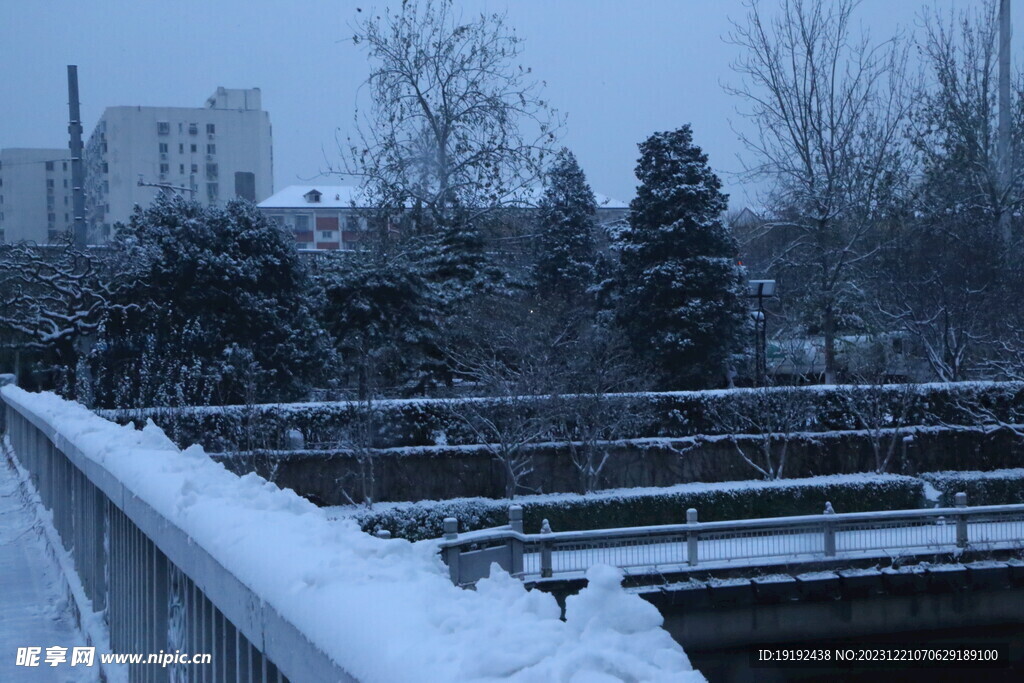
[349,473,924,541]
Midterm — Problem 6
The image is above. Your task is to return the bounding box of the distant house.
[258,185,629,251]
[258,186,368,251]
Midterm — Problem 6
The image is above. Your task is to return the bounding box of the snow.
[2,387,703,683]
[0,450,100,683]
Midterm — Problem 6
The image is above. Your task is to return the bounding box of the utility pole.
[999,0,1013,243]
[67,65,87,248]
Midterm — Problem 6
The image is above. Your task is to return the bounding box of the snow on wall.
[1,386,703,683]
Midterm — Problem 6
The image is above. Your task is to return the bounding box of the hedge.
[100,381,1024,453]
[919,469,1024,507]
[346,474,925,542]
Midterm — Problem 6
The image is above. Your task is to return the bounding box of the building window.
[160,163,170,174]
[206,123,215,135]
[46,179,55,188]
[294,215,309,231]
[190,144,197,153]
[63,179,68,188]
[157,121,170,135]
[48,212,56,224]
[321,230,333,239]
[189,123,198,135]
[178,123,184,133]
[191,164,198,174]
[207,144,216,155]
[159,143,169,154]
[62,162,67,171]
[179,164,185,175]
[205,163,218,179]
[207,183,218,201]
[178,143,185,154]
[45,161,55,171]
[102,162,108,173]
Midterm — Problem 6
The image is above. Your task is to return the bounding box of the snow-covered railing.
[438,498,1024,585]
[1,388,354,682]
[2,386,705,682]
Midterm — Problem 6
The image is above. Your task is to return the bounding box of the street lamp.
[747,280,777,386]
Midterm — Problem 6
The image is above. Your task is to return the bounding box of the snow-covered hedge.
[102,381,1024,453]
[4,387,704,682]
[919,469,1024,507]
[347,474,925,542]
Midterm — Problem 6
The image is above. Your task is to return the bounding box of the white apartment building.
[0,148,74,244]
[85,87,273,241]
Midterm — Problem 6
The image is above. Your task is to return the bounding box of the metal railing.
[1,385,357,683]
[438,498,1024,586]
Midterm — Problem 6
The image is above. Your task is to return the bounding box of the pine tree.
[616,125,747,389]
[533,148,599,302]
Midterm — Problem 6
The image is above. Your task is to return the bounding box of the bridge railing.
[437,498,1024,585]
[1,385,357,683]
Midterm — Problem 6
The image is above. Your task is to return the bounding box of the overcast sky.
[2,0,1020,208]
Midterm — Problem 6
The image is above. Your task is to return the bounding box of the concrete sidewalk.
[0,454,97,682]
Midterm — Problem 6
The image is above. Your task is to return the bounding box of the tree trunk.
[823,304,837,384]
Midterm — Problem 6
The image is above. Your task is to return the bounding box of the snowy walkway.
[0,455,97,682]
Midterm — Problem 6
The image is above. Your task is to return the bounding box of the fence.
[438,498,1024,586]
[1,385,357,683]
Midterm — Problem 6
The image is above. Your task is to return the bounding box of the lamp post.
[747,280,777,386]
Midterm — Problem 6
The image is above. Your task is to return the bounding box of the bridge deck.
[0,454,96,682]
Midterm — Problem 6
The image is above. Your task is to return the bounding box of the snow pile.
[2,387,703,683]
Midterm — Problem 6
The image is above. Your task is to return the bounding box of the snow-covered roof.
[258,185,629,210]
[258,185,366,209]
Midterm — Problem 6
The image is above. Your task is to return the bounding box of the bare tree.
[841,383,917,473]
[337,0,562,231]
[710,386,815,480]
[727,0,912,383]
[548,325,652,494]
[877,1,1024,381]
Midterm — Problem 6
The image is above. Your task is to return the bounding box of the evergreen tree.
[91,195,330,407]
[317,249,441,399]
[616,125,746,389]
[533,148,599,302]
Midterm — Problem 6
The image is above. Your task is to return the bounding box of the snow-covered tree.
[90,196,330,408]
[317,250,441,399]
[533,148,600,302]
[0,238,134,394]
[615,125,747,389]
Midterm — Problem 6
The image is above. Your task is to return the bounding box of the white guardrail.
[1,381,356,683]
[438,499,1024,586]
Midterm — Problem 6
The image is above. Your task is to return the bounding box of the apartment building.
[0,148,74,244]
[85,87,273,241]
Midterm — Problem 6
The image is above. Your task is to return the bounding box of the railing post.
[686,508,699,566]
[540,519,552,578]
[955,492,968,548]
[443,517,461,585]
[823,501,836,557]
[508,505,524,578]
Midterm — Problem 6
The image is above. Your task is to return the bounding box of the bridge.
[436,500,1024,585]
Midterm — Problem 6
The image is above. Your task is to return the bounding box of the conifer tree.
[534,148,599,302]
[617,125,746,389]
